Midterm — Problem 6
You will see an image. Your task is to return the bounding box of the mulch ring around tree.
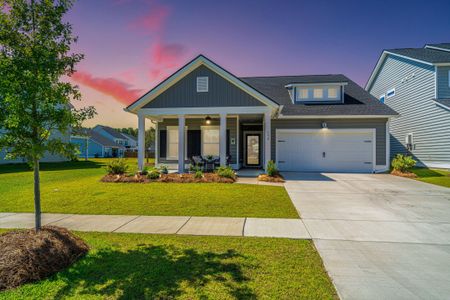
[101,173,236,183]
[0,226,89,291]
[257,174,285,183]
[390,169,418,178]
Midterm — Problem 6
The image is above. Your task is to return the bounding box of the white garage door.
[276,129,375,173]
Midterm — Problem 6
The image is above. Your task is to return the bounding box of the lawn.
[411,167,450,188]
[0,231,337,299]
[0,159,298,218]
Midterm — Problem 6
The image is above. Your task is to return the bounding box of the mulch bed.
[0,226,89,291]
[257,174,285,183]
[101,173,236,183]
[390,169,418,178]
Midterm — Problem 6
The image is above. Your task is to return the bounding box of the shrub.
[106,159,128,175]
[189,164,202,173]
[194,170,203,179]
[266,160,279,177]
[140,165,149,175]
[159,165,168,174]
[216,166,235,179]
[147,168,160,180]
[391,154,416,172]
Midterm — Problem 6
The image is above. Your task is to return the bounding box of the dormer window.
[288,83,347,104]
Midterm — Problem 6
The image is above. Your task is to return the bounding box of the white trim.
[243,131,263,167]
[435,66,438,99]
[138,114,145,171]
[425,45,450,53]
[264,111,271,171]
[285,82,348,88]
[277,114,394,119]
[200,125,220,157]
[138,106,272,117]
[375,165,389,173]
[379,94,385,103]
[155,122,159,165]
[448,69,450,87]
[219,114,227,166]
[236,116,240,169]
[177,116,185,173]
[434,63,450,66]
[386,119,390,167]
[126,55,278,112]
[166,125,188,161]
[275,128,377,173]
[433,100,450,111]
[196,76,209,92]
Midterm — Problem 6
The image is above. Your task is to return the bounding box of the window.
[313,88,323,99]
[166,126,187,159]
[386,88,395,98]
[327,87,338,99]
[379,94,385,103]
[448,70,450,87]
[201,126,220,156]
[197,76,209,92]
[297,88,309,100]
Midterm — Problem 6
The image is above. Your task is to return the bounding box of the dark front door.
[245,133,261,166]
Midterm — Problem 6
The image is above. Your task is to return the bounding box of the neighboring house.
[71,128,125,158]
[92,125,128,147]
[125,55,397,173]
[0,129,70,164]
[366,42,450,168]
[120,132,138,150]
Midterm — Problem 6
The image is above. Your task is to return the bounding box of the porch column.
[138,114,145,171]
[154,121,159,166]
[220,113,227,166]
[264,111,271,171]
[178,115,185,173]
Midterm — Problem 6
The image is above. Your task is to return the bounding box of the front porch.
[137,107,273,173]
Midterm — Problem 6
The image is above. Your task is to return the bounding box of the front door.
[245,133,261,167]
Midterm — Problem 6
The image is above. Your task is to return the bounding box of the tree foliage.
[0,0,95,163]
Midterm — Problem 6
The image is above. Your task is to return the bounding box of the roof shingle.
[387,48,450,64]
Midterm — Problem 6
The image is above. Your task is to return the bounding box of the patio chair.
[190,156,205,171]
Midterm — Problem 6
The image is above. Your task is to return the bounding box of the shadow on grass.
[0,160,105,174]
[411,168,445,178]
[53,244,255,299]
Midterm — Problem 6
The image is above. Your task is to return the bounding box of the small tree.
[0,0,95,231]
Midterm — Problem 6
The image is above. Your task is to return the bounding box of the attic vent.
[197,76,209,92]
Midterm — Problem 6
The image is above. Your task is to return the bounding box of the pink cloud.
[129,5,170,33]
[72,71,143,105]
[149,41,187,80]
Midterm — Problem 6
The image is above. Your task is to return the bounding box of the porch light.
[205,115,212,125]
[321,121,328,129]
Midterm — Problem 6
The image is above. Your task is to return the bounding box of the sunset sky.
[66,0,450,128]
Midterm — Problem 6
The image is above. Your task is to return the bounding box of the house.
[125,55,397,173]
[0,130,70,164]
[71,128,125,158]
[366,43,450,168]
[120,132,138,151]
[92,125,128,148]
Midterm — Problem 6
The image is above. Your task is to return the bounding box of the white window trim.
[200,126,220,156]
[448,70,450,87]
[386,88,395,98]
[166,126,187,160]
[379,94,385,103]
[294,85,343,103]
[196,76,209,92]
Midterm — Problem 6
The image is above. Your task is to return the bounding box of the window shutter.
[197,76,209,92]
[159,130,167,158]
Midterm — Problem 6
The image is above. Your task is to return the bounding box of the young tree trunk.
[33,159,42,231]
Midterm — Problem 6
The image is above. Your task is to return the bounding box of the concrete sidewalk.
[0,212,309,239]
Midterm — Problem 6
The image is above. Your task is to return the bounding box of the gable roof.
[241,75,397,116]
[425,43,450,52]
[120,132,137,141]
[366,43,450,90]
[73,128,125,148]
[94,125,126,139]
[125,55,279,113]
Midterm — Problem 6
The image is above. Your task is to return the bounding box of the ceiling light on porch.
[205,116,212,125]
[321,121,328,129]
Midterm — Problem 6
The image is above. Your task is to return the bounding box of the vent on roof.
[197,76,209,92]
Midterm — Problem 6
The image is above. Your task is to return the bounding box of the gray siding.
[158,117,237,164]
[271,118,387,165]
[368,54,450,166]
[437,66,450,98]
[144,65,264,108]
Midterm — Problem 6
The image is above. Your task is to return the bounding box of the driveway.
[283,172,450,300]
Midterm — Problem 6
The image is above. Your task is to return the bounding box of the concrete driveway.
[283,172,450,300]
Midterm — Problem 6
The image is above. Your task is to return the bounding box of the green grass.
[411,167,450,188]
[0,231,336,299]
[0,159,298,218]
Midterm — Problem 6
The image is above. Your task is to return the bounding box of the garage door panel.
[276,130,374,173]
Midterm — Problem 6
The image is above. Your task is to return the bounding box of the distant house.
[71,129,125,158]
[366,42,450,168]
[92,125,128,147]
[120,132,138,150]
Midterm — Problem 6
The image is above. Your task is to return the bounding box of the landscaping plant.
[391,154,416,173]
[0,0,95,231]
[106,159,129,175]
[147,168,160,180]
[216,166,235,179]
[194,170,203,179]
[159,164,168,174]
[266,160,279,177]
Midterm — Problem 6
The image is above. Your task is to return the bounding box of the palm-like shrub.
[266,160,279,177]
[216,166,235,179]
[194,170,203,179]
[106,159,129,175]
[391,154,416,172]
[147,168,161,180]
